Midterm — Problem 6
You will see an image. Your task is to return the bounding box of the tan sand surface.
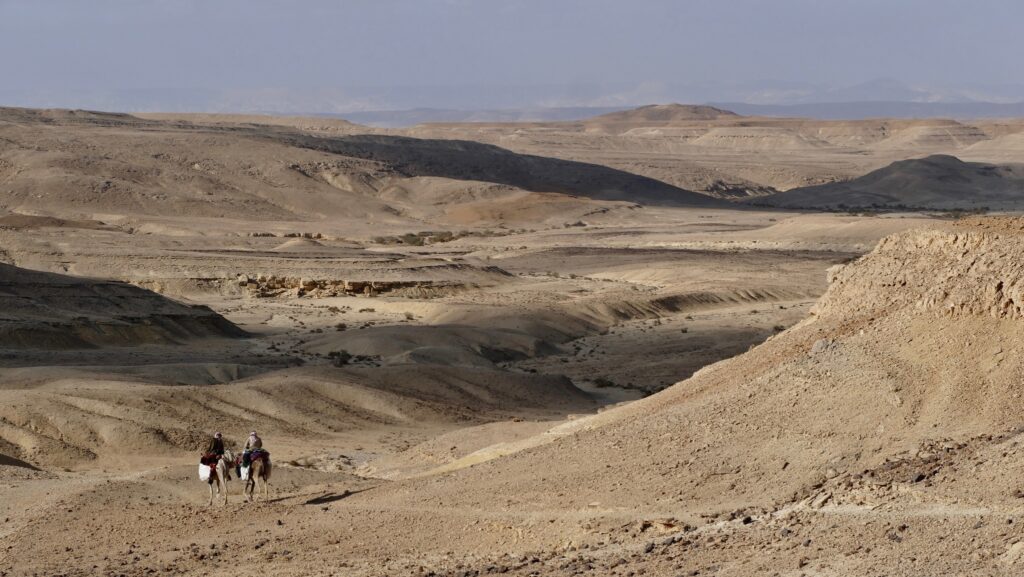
[3,105,1021,576]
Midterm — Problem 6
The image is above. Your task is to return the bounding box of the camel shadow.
[303,488,372,505]
[0,453,40,470]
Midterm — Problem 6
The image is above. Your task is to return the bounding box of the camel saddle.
[249,448,269,464]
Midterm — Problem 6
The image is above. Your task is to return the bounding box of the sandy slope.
[330,216,1024,575]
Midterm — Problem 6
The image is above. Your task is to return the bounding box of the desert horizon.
[4,1,1024,576]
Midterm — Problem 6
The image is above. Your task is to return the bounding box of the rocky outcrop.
[814,218,1024,320]
[233,274,471,298]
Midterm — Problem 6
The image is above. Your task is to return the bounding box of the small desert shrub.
[399,233,425,246]
[328,350,352,367]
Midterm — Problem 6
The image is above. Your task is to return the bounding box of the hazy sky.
[1,0,1022,110]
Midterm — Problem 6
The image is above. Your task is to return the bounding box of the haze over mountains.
[5,78,1024,125]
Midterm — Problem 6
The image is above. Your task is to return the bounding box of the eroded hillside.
[0,107,717,230]
[4,209,1024,575]
[3,104,1019,576]
[0,263,244,350]
[336,216,1024,575]
[751,155,1024,209]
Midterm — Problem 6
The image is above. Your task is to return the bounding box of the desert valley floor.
[4,106,1024,576]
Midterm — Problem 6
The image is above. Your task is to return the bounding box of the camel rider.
[205,432,225,457]
[203,432,230,479]
[242,431,263,467]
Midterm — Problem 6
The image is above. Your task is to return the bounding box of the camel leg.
[208,479,214,507]
[250,464,262,501]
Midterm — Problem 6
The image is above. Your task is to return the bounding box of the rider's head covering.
[250,431,258,436]
[214,432,222,438]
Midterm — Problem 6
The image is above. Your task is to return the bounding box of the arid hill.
[749,154,1024,209]
[137,112,364,134]
[582,103,739,132]
[0,107,719,229]
[4,213,1019,576]
[316,216,1024,575]
[277,133,723,206]
[401,104,1024,199]
[0,263,243,349]
[6,104,1024,576]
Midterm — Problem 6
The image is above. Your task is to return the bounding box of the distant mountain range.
[340,101,1024,127]
[331,107,631,127]
[713,101,1024,120]
[3,78,1024,124]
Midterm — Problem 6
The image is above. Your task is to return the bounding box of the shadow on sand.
[303,488,373,506]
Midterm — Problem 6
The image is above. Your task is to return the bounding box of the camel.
[206,449,234,506]
[244,453,272,502]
